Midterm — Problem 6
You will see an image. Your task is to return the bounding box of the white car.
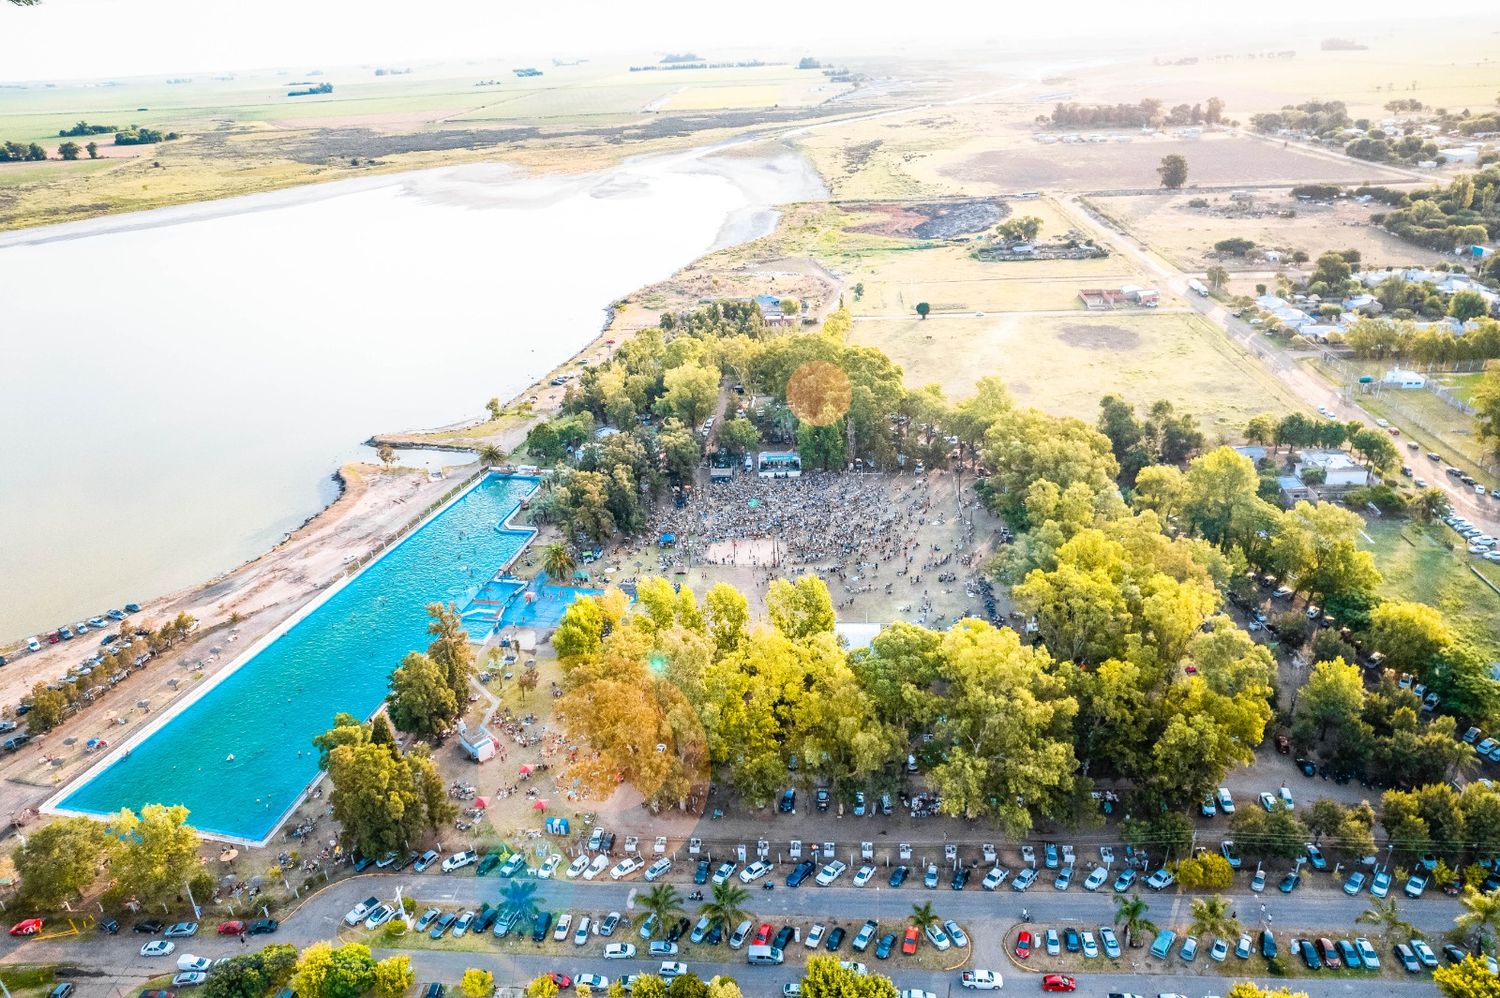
[584,854,610,880]
[839,962,868,976]
[610,856,644,880]
[739,861,772,883]
[658,962,688,980]
[604,943,636,959]
[644,858,672,882]
[806,923,826,948]
[171,973,207,988]
[815,860,848,886]
[363,904,396,930]
[981,866,1009,890]
[712,861,738,885]
[574,916,592,945]
[1278,785,1295,810]
[853,864,876,887]
[959,970,1002,990]
[566,854,590,878]
[343,896,380,926]
[553,913,572,942]
[1217,787,1235,814]
[176,956,210,973]
[538,854,562,879]
[901,991,937,998]
[1083,866,1108,891]
[576,976,608,991]
[925,922,952,951]
[441,850,477,873]
[140,940,176,957]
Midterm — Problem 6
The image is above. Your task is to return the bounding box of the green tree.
[1357,895,1415,948]
[703,582,749,654]
[461,969,495,998]
[701,880,753,932]
[909,900,940,932]
[526,977,560,998]
[1244,413,1278,447]
[85,141,99,159]
[107,803,204,908]
[800,956,897,998]
[658,419,703,482]
[1182,446,1270,553]
[1312,251,1353,290]
[1434,955,1500,996]
[1176,853,1235,890]
[1188,894,1240,940]
[638,883,685,937]
[1113,893,1157,948]
[319,714,455,859]
[1206,265,1230,290]
[373,955,415,998]
[1158,154,1189,189]
[1230,804,1311,859]
[1477,369,1500,459]
[58,140,80,160]
[15,815,117,907]
[1370,601,1456,678]
[1293,658,1366,743]
[543,542,576,583]
[661,363,719,427]
[478,444,504,466]
[486,397,502,420]
[715,417,760,458]
[915,302,930,319]
[927,620,1079,835]
[1450,290,1490,323]
[387,651,460,739]
[423,601,476,706]
[1456,887,1500,955]
[765,576,835,639]
[1272,501,1381,606]
[1350,427,1399,470]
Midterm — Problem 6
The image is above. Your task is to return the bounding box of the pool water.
[56,474,539,842]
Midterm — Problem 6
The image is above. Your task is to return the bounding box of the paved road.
[6,872,1459,996]
[1059,195,1500,539]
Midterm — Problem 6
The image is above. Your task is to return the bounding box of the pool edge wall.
[42,469,543,847]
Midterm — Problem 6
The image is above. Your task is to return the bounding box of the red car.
[902,926,920,955]
[546,975,572,989]
[753,923,773,946]
[1041,976,1075,993]
[9,918,42,937]
[217,921,245,936]
[1014,930,1033,959]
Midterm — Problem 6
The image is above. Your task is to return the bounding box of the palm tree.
[1114,894,1156,949]
[1456,886,1500,954]
[909,901,940,932]
[1357,896,1415,948]
[478,444,505,467]
[542,542,576,583]
[637,883,684,938]
[1411,488,1451,524]
[701,881,752,932]
[1188,895,1240,943]
[500,878,543,921]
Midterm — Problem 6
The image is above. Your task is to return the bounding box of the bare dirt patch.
[938,135,1413,191]
[1057,322,1141,350]
[844,198,1009,239]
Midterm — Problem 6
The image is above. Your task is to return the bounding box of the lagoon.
[0,149,824,640]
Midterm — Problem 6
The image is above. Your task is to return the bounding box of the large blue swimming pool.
[56,473,539,842]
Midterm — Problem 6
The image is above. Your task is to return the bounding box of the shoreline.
[1,139,825,647]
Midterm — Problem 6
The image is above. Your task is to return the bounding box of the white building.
[1382,368,1427,389]
[1297,449,1373,490]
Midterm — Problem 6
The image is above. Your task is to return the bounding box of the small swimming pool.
[53,473,539,843]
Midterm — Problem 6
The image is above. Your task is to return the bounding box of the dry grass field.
[1091,189,1448,272]
[849,311,1301,428]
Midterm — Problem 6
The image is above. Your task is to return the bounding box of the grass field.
[1359,517,1500,660]
[849,310,1301,428]
[1092,190,1445,273]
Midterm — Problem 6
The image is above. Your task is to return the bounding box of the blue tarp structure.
[545,817,571,836]
[659,532,676,546]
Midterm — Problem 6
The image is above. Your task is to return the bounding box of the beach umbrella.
[747,498,759,508]
[219,848,239,863]
[519,765,533,776]
[474,796,489,809]
[532,799,548,811]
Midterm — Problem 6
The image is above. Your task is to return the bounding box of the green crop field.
[1359,517,1500,660]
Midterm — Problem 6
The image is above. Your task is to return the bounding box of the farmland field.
[932,134,1415,192]
[849,310,1301,427]
[1091,189,1445,273]
[1359,518,1500,660]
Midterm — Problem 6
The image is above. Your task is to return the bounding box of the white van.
[747,944,784,966]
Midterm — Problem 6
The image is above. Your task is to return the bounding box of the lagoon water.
[0,149,824,640]
[57,473,538,841]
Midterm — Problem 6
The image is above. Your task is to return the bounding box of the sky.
[3,0,1499,82]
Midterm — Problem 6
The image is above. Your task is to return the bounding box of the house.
[1296,449,1373,492]
[1382,368,1427,389]
[1255,294,1289,310]
[754,294,797,328]
[1440,146,1480,164]
[1279,475,1314,506]
[1342,294,1381,315]
[1299,324,1342,342]
[1234,445,1269,465]
[457,721,497,763]
[1119,285,1159,307]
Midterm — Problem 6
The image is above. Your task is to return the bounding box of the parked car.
[958,970,1002,990]
[440,850,477,873]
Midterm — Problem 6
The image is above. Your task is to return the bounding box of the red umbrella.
[474,796,489,809]
[532,799,549,811]
[519,765,533,776]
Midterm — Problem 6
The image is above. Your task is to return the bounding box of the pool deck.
[41,469,544,847]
